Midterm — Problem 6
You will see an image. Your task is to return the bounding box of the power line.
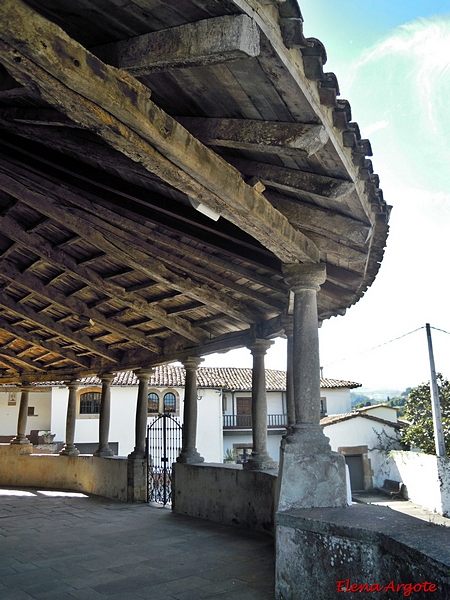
[323,325,426,367]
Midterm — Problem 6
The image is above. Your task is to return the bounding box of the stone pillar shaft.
[277,263,347,510]
[243,339,276,470]
[129,369,152,458]
[94,374,114,457]
[177,357,204,464]
[59,382,79,456]
[282,316,295,429]
[10,387,31,445]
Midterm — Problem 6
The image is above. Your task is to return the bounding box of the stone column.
[177,357,204,464]
[244,339,277,471]
[277,263,347,510]
[10,385,32,445]
[129,368,152,459]
[282,315,295,430]
[94,374,115,457]
[59,382,79,456]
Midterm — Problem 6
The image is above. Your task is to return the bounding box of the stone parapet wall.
[276,504,450,599]
[172,462,277,534]
[0,443,128,501]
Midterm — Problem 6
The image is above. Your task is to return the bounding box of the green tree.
[401,374,450,455]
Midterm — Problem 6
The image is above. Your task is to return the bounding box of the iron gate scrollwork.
[146,413,182,506]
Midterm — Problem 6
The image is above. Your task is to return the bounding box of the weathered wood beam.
[304,232,367,265]
[0,347,46,372]
[0,259,162,355]
[0,210,206,344]
[0,107,79,127]
[1,164,267,325]
[177,116,328,158]
[228,158,353,200]
[93,15,260,74]
[0,0,318,264]
[0,291,119,363]
[266,193,372,245]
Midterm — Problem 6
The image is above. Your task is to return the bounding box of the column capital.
[282,262,326,292]
[247,338,273,356]
[67,380,79,391]
[100,373,115,384]
[182,356,203,371]
[137,367,153,381]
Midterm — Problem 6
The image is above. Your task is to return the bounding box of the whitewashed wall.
[323,388,352,415]
[371,450,450,516]
[0,390,51,437]
[324,417,400,453]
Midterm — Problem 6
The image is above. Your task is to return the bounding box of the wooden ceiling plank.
[0,258,162,355]
[0,0,319,264]
[1,165,264,325]
[177,116,329,158]
[93,14,260,74]
[0,211,207,343]
[0,347,46,372]
[0,291,119,363]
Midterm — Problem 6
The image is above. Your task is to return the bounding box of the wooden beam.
[0,317,91,368]
[0,210,206,344]
[93,15,260,74]
[266,193,372,245]
[1,164,268,325]
[0,107,79,127]
[0,347,46,372]
[305,232,367,265]
[177,116,329,158]
[0,259,162,355]
[0,291,119,363]
[0,0,319,264]
[228,158,354,200]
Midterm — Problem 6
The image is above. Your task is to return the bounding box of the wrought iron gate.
[146,414,182,506]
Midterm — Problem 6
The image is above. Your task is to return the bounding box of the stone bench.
[377,479,406,499]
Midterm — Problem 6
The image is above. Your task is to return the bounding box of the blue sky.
[203,1,450,392]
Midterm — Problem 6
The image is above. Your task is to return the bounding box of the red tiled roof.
[320,412,402,429]
[78,366,360,392]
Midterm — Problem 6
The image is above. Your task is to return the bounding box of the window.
[163,392,176,412]
[27,406,35,416]
[320,397,327,418]
[80,391,101,414]
[148,392,159,413]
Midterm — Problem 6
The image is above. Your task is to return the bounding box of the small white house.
[321,404,403,491]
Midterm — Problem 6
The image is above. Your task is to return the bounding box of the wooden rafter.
[0,0,319,264]
[0,315,91,368]
[0,291,119,363]
[93,14,260,74]
[0,259,162,355]
[0,162,269,325]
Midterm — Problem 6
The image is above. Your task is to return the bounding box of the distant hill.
[351,388,404,405]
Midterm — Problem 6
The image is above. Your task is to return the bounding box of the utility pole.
[425,323,446,457]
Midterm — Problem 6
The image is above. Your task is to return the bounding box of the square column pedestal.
[277,424,347,511]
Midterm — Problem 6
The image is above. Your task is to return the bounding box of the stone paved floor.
[0,487,274,600]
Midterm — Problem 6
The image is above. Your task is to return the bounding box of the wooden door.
[236,397,252,427]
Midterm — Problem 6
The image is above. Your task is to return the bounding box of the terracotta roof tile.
[78,366,360,392]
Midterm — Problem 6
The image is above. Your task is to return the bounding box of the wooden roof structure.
[0,0,390,385]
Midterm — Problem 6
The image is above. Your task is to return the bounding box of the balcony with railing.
[223,414,288,429]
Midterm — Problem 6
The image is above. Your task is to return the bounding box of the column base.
[243,451,277,471]
[94,446,114,457]
[176,448,205,464]
[277,424,347,511]
[59,444,80,456]
[128,448,146,459]
[10,435,31,445]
